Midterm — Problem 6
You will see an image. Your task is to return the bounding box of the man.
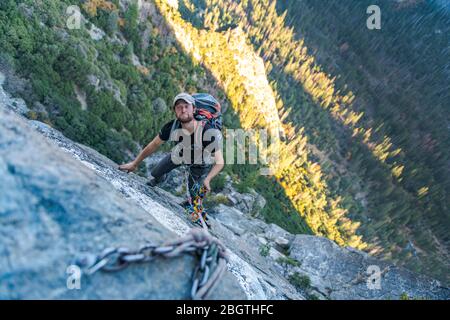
[118,93,224,197]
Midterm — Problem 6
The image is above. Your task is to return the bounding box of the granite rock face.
[289,235,450,300]
[0,107,245,300]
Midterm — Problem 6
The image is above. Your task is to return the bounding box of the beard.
[177,114,194,123]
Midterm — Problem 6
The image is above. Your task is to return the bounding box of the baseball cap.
[173,93,195,107]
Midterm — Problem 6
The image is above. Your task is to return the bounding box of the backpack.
[192,93,222,130]
[170,93,223,137]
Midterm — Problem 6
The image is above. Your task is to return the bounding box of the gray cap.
[173,93,195,107]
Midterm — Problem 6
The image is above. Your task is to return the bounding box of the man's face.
[174,101,195,123]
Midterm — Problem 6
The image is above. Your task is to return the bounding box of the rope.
[183,165,210,230]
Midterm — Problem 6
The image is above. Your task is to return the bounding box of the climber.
[118,92,224,199]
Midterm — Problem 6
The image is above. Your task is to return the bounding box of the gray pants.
[150,153,211,197]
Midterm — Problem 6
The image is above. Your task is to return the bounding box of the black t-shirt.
[158,120,222,165]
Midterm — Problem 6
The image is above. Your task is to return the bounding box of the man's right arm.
[118,135,164,172]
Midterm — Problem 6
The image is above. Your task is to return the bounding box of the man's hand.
[118,161,137,173]
[119,136,164,174]
[203,149,224,192]
[202,149,224,193]
[203,179,211,193]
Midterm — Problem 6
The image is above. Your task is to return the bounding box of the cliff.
[1,78,448,300]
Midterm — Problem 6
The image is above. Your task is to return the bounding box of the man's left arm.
[203,149,224,192]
